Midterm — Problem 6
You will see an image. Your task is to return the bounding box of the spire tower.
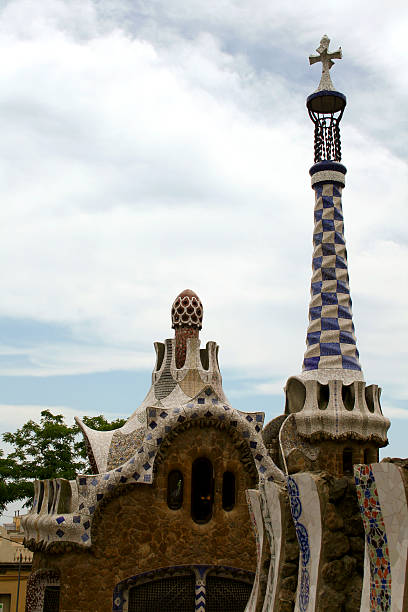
[282,36,390,475]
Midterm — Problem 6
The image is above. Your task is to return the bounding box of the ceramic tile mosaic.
[371,463,408,611]
[302,181,362,377]
[245,489,263,612]
[354,465,392,611]
[287,474,322,612]
[22,380,285,549]
[259,480,286,611]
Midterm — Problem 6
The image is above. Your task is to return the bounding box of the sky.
[0,0,407,518]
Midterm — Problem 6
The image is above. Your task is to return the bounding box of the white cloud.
[382,405,408,420]
[0,0,404,435]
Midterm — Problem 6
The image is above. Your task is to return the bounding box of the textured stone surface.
[317,475,364,611]
[30,426,257,612]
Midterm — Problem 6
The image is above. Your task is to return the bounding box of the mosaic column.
[245,489,264,612]
[283,36,389,452]
[302,163,362,376]
[355,462,408,611]
[287,474,322,612]
[259,481,287,611]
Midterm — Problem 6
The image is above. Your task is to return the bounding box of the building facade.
[21,37,407,612]
[0,514,33,612]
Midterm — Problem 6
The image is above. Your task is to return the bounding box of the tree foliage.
[0,410,125,512]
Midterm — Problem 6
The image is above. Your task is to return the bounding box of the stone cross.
[309,34,342,92]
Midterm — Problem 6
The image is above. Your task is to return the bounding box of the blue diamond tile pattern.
[303,183,362,372]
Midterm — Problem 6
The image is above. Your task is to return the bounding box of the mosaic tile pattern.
[107,428,145,471]
[76,336,227,473]
[258,480,286,611]
[22,385,285,548]
[245,489,263,612]
[355,465,392,611]
[287,477,310,612]
[303,181,362,374]
[369,463,408,611]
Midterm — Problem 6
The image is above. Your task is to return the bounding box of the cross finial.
[309,35,342,92]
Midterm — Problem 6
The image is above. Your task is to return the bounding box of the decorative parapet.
[75,335,226,474]
[285,377,389,444]
[22,386,285,551]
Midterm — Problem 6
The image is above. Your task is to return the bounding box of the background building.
[0,514,32,612]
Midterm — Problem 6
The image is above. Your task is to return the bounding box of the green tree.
[0,410,125,512]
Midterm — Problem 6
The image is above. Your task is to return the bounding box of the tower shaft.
[303,169,362,378]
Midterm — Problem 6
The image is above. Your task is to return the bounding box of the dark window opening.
[343,448,353,474]
[48,481,54,513]
[167,470,183,510]
[365,385,375,413]
[155,342,165,371]
[191,457,214,523]
[37,482,44,513]
[364,448,369,464]
[222,472,235,511]
[342,384,355,411]
[317,383,330,410]
[43,586,60,612]
[200,346,209,370]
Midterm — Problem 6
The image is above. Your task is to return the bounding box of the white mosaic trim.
[23,386,285,548]
[311,170,345,186]
[260,481,286,611]
[245,489,264,612]
[288,473,322,612]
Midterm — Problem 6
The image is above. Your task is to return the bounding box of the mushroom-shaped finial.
[171,289,203,330]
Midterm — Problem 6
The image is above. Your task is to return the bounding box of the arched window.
[343,448,353,474]
[167,470,183,510]
[317,383,330,410]
[222,472,235,511]
[191,458,214,523]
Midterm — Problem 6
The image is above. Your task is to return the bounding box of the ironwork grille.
[205,577,253,612]
[43,586,60,612]
[128,575,195,612]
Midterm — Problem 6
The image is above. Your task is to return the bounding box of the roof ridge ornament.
[309,34,342,92]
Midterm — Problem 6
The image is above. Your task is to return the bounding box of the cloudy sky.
[0,0,407,515]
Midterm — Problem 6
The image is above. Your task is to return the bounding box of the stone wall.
[30,425,257,612]
[317,475,365,612]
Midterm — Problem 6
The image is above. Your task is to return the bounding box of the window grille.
[128,575,195,612]
[206,576,253,612]
[43,586,60,612]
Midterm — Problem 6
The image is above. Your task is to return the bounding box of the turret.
[283,36,390,476]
